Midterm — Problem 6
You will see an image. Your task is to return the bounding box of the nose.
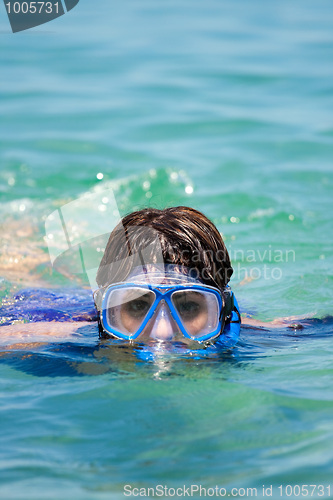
[149,302,175,341]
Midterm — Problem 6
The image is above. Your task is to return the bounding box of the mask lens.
[171,289,220,338]
[105,287,155,336]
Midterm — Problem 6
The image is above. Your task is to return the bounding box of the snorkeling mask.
[94,265,238,344]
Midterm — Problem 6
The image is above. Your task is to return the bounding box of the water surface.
[0,0,333,498]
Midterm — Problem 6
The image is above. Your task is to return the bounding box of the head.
[95,206,235,345]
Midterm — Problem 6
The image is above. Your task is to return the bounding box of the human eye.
[173,293,204,320]
[123,296,152,318]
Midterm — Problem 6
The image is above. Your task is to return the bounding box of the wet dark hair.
[96,206,233,294]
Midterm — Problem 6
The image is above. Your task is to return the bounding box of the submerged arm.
[242,315,305,330]
[0,321,95,348]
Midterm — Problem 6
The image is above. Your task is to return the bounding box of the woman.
[93,206,241,348]
[0,206,297,346]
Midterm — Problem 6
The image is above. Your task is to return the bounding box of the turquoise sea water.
[1,1,333,498]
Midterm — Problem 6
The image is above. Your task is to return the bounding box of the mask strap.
[94,287,110,338]
[93,288,104,311]
[223,289,234,321]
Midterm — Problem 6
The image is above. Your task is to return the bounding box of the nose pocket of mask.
[149,303,175,341]
[4,0,80,33]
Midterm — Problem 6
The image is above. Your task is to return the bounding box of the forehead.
[125,264,203,286]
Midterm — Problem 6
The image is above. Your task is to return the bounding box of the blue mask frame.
[100,282,225,342]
